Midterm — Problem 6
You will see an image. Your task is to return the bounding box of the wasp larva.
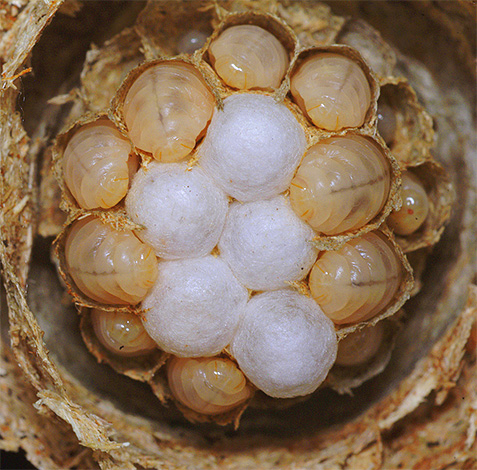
[290,53,371,131]
[122,61,215,162]
[65,216,158,305]
[167,356,253,415]
[289,135,391,235]
[309,232,403,325]
[335,322,385,367]
[387,171,429,235]
[208,25,289,90]
[91,309,157,356]
[63,119,134,209]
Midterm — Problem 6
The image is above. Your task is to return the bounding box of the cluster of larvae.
[54,9,450,425]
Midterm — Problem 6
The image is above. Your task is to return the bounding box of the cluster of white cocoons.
[199,94,307,202]
[230,290,337,398]
[126,93,338,399]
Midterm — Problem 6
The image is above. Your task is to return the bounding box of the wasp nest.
[50,5,454,427]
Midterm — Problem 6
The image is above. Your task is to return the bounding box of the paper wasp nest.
[50,4,455,427]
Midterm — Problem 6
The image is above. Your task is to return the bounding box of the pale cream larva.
[387,171,429,235]
[290,53,371,131]
[122,61,215,162]
[65,216,158,305]
[289,135,391,235]
[208,25,289,90]
[167,356,253,415]
[309,231,403,325]
[91,309,157,356]
[63,119,134,209]
[335,322,385,367]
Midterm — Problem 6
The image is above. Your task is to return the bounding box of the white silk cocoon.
[230,289,337,398]
[199,94,306,202]
[219,196,318,290]
[141,256,248,357]
[125,162,228,259]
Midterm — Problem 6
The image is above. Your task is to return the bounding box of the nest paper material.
[1,0,476,469]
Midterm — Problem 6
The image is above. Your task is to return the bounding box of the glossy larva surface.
[230,289,337,398]
[335,322,385,366]
[289,135,391,235]
[125,163,228,259]
[309,232,403,325]
[208,25,289,90]
[387,171,429,235]
[91,309,157,356]
[167,356,253,415]
[219,196,317,290]
[290,53,371,131]
[122,61,215,162]
[65,216,158,305]
[63,120,133,209]
[199,94,306,202]
[141,256,248,357]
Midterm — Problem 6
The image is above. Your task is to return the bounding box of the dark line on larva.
[330,173,385,194]
[350,273,400,288]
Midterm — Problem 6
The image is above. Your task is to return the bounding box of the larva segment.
[309,231,404,325]
[62,118,134,210]
[387,171,429,236]
[91,309,157,357]
[290,50,372,131]
[167,356,254,416]
[120,60,215,163]
[289,134,391,235]
[208,24,289,90]
[64,216,158,305]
